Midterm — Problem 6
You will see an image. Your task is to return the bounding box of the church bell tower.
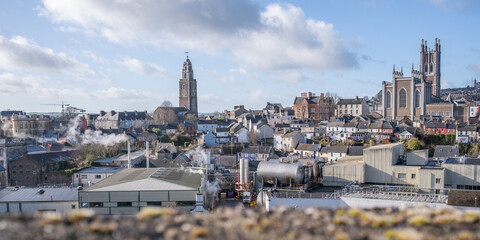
[179,56,198,115]
[420,38,441,97]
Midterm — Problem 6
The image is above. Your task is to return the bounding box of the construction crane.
[40,101,70,116]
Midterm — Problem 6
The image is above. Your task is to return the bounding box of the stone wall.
[448,189,480,207]
[1,206,480,239]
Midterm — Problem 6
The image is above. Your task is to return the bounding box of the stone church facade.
[382,38,454,121]
[179,57,198,115]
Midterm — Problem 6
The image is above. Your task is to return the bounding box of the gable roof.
[84,168,203,191]
[295,143,321,152]
[337,98,364,105]
[241,146,273,154]
[348,146,367,156]
[433,145,459,158]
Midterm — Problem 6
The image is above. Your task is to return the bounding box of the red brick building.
[293,92,335,122]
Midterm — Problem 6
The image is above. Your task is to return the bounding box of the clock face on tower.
[181,83,187,97]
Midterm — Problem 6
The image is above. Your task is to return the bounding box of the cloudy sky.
[0,0,479,113]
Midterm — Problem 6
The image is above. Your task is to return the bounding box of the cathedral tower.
[420,38,441,97]
[179,56,198,115]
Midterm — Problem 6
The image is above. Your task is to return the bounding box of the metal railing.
[269,184,448,204]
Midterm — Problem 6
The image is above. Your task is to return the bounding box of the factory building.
[323,143,445,193]
[78,168,203,214]
[0,187,78,213]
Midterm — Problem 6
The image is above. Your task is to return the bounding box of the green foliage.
[171,133,191,147]
[406,137,421,151]
[159,134,171,143]
[71,143,123,168]
[152,128,163,136]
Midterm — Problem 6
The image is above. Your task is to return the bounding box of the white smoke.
[80,129,128,147]
[61,115,128,147]
[65,115,82,140]
[186,146,210,167]
[205,179,221,200]
[184,167,205,175]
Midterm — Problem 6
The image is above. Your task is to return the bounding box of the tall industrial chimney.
[127,140,131,169]
[146,141,150,169]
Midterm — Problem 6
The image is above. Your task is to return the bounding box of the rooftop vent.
[38,189,45,194]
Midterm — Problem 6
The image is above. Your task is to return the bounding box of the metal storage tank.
[257,161,305,185]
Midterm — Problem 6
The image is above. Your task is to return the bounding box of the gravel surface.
[1,206,480,240]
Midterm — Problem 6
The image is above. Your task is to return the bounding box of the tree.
[161,100,173,107]
[247,130,259,145]
[406,137,420,151]
[152,128,163,136]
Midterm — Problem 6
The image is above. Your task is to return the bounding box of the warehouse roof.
[84,168,203,192]
[0,187,78,202]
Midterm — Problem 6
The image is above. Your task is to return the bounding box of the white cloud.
[0,72,152,102]
[0,35,90,73]
[96,87,148,101]
[39,0,260,51]
[120,57,168,76]
[233,4,357,70]
[39,1,357,71]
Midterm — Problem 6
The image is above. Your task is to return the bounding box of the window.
[398,173,406,178]
[439,112,444,116]
[117,202,132,207]
[81,175,88,179]
[311,108,315,113]
[446,112,450,117]
[177,201,196,206]
[436,178,441,184]
[411,174,416,179]
[414,90,421,108]
[147,202,163,206]
[431,112,436,116]
[339,110,342,114]
[88,202,103,208]
[386,91,391,108]
[399,88,407,108]
[95,175,101,179]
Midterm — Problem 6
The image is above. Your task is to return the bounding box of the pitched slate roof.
[295,143,321,152]
[241,146,272,154]
[76,167,123,174]
[348,146,367,156]
[320,145,348,154]
[433,145,459,158]
[337,98,364,105]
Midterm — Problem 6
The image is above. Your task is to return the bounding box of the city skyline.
[0,0,479,113]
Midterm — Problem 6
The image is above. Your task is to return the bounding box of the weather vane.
[185,51,189,59]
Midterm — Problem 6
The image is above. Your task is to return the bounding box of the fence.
[269,184,448,204]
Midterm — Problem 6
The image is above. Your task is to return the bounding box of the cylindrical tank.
[257,161,305,185]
